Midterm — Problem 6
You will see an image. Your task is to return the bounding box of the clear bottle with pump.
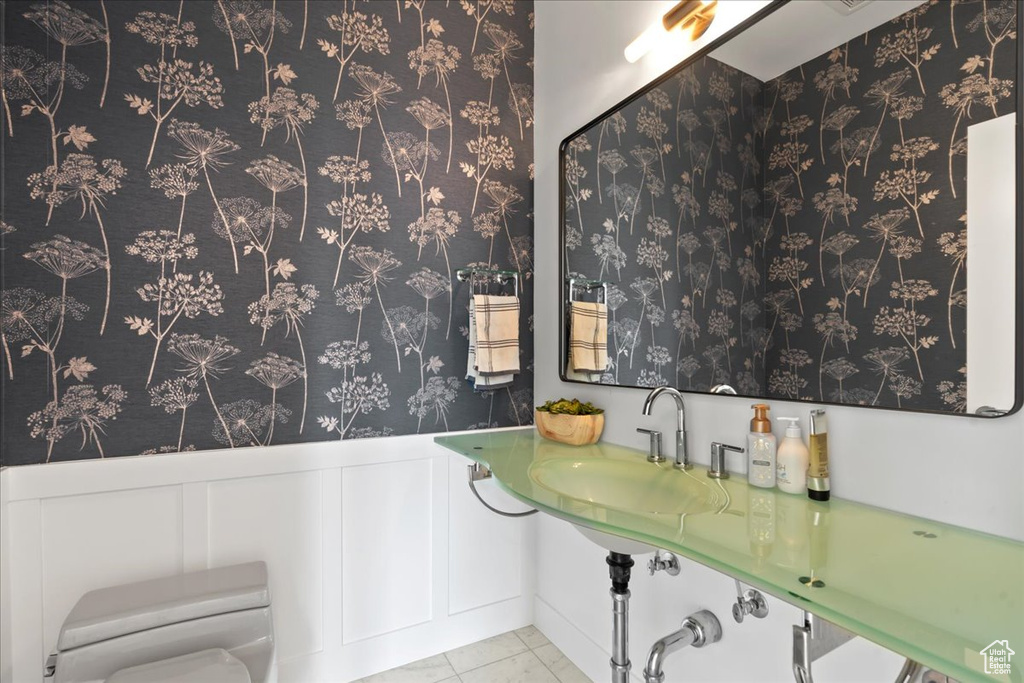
[776,417,809,495]
[747,404,776,488]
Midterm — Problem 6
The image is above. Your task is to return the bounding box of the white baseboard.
[279,596,533,682]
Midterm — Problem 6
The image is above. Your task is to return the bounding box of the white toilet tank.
[46,562,276,683]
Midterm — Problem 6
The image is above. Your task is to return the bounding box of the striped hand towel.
[466,298,515,391]
[569,301,608,373]
[473,294,520,376]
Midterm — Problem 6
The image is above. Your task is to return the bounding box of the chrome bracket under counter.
[792,611,922,683]
[793,611,856,683]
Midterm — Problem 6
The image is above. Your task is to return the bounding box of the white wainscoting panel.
[0,430,533,683]
[341,458,435,644]
[40,487,184,658]
[208,472,324,662]
[447,453,527,615]
[6,499,43,683]
[0,475,12,683]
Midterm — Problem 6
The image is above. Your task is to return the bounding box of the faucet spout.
[642,387,690,469]
[642,610,722,683]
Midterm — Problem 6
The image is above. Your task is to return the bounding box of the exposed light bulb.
[624,20,666,64]
[624,0,716,64]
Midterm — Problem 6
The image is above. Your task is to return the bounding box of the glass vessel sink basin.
[528,459,720,517]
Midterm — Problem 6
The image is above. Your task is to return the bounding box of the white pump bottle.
[776,417,809,495]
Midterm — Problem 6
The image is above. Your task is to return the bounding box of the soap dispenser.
[776,417,809,495]
[747,404,776,488]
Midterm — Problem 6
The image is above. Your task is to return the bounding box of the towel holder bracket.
[458,267,520,298]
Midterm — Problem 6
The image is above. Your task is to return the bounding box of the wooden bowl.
[535,410,605,446]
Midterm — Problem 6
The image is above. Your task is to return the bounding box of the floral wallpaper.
[564,55,767,393]
[1,0,534,466]
[563,0,1017,413]
[761,0,1016,412]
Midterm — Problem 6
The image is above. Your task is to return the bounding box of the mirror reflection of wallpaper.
[564,0,1018,413]
[564,56,767,393]
[762,0,1016,412]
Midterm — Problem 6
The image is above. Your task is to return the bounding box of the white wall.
[533,2,1024,681]
[0,431,535,683]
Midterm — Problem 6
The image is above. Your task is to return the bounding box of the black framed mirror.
[559,0,1022,417]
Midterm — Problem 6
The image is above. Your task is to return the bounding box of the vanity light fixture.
[624,0,717,63]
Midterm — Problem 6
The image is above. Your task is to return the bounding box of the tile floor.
[355,626,593,683]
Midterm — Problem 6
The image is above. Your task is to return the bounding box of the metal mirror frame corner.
[556,0,1024,419]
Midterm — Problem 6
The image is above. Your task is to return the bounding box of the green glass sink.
[528,458,722,517]
[435,429,1024,683]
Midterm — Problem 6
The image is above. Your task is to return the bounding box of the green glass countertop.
[435,429,1024,683]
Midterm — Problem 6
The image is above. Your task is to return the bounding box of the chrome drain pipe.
[606,552,634,683]
[611,589,630,683]
[642,610,723,683]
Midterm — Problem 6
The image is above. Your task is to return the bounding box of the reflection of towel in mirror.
[467,298,515,391]
[569,301,608,374]
[473,294,521,376]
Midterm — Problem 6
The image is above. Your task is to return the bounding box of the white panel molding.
[447,453,529,616]
[181,482,209,573]
[329,597,534,683]
[39,487,184,658]
[0,432,534,683]
[208,472,325,663]
[0,472,11,683]
[7,499,44,683]
[341,458,435,644]
[321,467,343,677]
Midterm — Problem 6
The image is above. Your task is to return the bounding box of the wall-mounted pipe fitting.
[732,579,768,623]
[647,550,680,576]
[642,609,722,683]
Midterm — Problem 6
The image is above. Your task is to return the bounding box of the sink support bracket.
[466,464,537,518]
[792,611,855,683]
[793,610,925,683]
[607,552,634,683]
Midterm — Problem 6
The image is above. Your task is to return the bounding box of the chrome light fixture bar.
[624,0,718,63]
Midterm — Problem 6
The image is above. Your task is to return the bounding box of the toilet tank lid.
[57,562,270,651]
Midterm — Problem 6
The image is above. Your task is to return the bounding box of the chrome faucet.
[642,387,690,470]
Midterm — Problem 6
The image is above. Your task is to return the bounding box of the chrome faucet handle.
[637,428,665,463]
[648,550,681,576]
[707,442,744,479]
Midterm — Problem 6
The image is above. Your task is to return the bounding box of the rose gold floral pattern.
[2,0,533,465]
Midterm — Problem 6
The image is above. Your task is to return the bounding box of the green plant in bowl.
[536,398,604,415]
[535,399,604,445]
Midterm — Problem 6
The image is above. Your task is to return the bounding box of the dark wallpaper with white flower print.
[762,0,1016,413]
[1,0,534,466]
[565,55,767,394]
